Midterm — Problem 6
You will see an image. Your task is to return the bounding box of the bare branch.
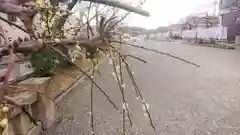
[109,49,132,127]
[122,54,147,63]
[47,45,119,111]
[110,46,156,131]
[0,16,28,35]
[90,63,95,135]
[111,40,200,67]
[83,0,150,17]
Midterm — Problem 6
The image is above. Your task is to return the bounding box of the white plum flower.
[88,112,92,115]
[142,103,150,111]
[122,103,129,110]
[111,72,117,81]
[116,66,120,73]
[121,84,126,88]
[108,59,113,65]
[54,38,61,43]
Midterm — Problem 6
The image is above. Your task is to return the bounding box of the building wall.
[182,26,227,40]
[221,10,240,41]
[219,0,240,41]
[219,0,238,9]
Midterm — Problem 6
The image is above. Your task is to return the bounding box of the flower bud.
[0,118,8,129]
[2,107,9,113]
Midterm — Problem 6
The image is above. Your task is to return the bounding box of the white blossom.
[136,97,140,100]
[144,112,148,117]
[111,72,117,81]
[56,11,61,16]
[142,103,149,111]
[121,84,126,88]
[108,59,113,65]
[54,38,61,43]
[122,103,128,110]
[116,66,120,73]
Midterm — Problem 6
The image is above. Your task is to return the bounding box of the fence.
[182,26,228,40]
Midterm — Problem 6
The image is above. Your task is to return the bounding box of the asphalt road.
[42,40,240,135]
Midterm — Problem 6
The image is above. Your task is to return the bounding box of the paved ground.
[42,40,240,135]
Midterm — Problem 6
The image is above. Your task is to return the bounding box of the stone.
[11,106,34,135]
[3,91,37,119]
[18,77,57,130]
[26,122,42,135]
[31,94,56,130]
[18,77,51,93]
[12,92,37,105]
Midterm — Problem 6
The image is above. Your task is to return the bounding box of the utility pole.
[213,0,219,16]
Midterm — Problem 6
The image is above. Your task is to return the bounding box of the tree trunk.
[52,0,78,38]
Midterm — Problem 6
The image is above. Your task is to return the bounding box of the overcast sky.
[123,0,217,29]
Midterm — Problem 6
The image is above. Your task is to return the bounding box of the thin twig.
[0,16,28,34]
[109,48,132,127]
[118,52,133,128]
[109,49,126,134]
[111,40,200,67]
[47,45,119,111]
[110,45,156,131]
[123,54,147,63]
[90,63,95,135]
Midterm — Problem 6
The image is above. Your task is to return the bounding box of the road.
[41,40,240,135]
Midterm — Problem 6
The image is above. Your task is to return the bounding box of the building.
[181,15,220,30]
[118,26,148,36]
[219,0,240,42]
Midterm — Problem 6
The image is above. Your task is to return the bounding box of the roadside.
[40,40,240,135]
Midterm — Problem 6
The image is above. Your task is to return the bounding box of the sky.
[123,0,217,29]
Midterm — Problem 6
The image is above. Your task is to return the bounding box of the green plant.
[28,47,67,77]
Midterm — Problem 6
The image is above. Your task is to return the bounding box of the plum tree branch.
[83,0,150,17]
